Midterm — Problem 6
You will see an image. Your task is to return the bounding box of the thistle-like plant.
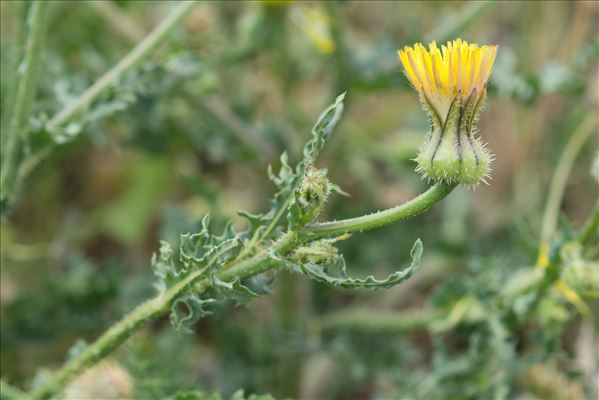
[17,35,503,399]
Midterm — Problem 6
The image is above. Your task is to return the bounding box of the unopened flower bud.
[296,167,331,224]
[291,240,340,266]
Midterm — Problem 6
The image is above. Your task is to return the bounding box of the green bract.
[415,92,493,185]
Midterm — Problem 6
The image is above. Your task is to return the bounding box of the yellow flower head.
[398,39,498,186]
[398,39,497,116]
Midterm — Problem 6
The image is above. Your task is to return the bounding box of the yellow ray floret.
[398,39,498,99]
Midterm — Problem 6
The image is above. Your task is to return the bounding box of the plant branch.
[27,232,295,400]
[1,1,26,144]
[539,115,596,248]
[6,1,197,211]
[47,1,196,130]
[0,1,48,208]
[26,181,453,399]
[303,182,457,238]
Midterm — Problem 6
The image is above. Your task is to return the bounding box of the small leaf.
[170,293,216,333]
[288,94,346,229]
[152,240,178,292]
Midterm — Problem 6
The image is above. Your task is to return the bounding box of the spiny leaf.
[238,94,346,237]
[288,94,345,228]
[299,92,346,169]
[153,214,267,332]
[170,293,216,333]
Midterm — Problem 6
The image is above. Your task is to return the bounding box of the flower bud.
[291,240,340,266]
[296,167,331,224]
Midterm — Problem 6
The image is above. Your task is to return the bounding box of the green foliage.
[1,2,597,400]
[168,389,275,400]
[240,92,346,240]
[151,92,417,335]
[153,215,254,332]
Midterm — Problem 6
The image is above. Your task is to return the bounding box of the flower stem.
[303,182,457,238]
[539,115,597,249]
[27,183,453,399]
[0,1,48,209]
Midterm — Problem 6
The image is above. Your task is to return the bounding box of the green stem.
[27,182,452,399]
[577,198,599,246]
[236,196,293,261]
[303,182,456,238]
[28,233,295,400]
[1,1,26,145]
[539,115,596,246]
[0,1,48,208]
[6,1,197,212]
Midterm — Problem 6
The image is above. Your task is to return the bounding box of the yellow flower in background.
[291,6,335,55]
[398,39,498,185]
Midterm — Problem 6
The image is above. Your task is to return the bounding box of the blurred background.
[1,1,597,399]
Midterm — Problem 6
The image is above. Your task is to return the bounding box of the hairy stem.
[28,233,295,400]
[0,1,48,209]
[27,182,452,399]
[303,182,456,238]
